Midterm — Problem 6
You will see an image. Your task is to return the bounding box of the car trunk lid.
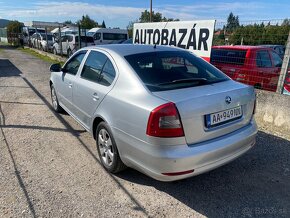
[152,80,255,145]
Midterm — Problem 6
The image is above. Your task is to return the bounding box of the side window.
[271,51,282,67]
[81,51,107,82]
[256,50,272,68]
[63,52,86,75]
[95,33,101,40]
[99,59,116,86]
[68,35,73,42]
[61,36,67,42]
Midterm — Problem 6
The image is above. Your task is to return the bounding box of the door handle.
[92,93,99,101]
[68,83,72,88]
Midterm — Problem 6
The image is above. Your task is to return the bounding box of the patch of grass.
[18,48,65,65]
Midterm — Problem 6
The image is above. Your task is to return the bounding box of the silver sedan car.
[49,44,257,181]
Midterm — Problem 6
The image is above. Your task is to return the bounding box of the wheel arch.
[92,116,105,139]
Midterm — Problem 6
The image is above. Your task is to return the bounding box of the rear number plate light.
[205,106,242,128]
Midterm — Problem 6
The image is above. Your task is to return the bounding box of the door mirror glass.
[50,63,62,72]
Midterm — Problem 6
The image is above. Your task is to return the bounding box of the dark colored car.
[210,45,290,92]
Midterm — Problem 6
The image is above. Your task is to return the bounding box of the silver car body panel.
[50,44,257,181]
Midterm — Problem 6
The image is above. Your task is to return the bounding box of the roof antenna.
[154,44,157,49]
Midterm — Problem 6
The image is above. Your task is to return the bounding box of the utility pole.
[150,0,152,22]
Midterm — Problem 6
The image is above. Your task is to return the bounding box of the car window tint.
[211,49,246,65]
[271,51,282,67]
[63,52,86,75]
[99,59,116,86]
[256,50,272,67]
[125,51,229,91]
[68,35,73,42]
[95,33,101,40]
[103,33,127,40]
[81,51,107,83]
[61,36,67,42]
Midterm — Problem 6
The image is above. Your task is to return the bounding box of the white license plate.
[206,106,242,128]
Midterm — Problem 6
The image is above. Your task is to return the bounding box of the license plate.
[205,106,242,128]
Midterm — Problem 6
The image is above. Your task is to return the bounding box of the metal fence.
[0,28,7,43]
[212,19,290,95]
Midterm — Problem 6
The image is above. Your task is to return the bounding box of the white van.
[52,34,95,57]
[87,28,128,45]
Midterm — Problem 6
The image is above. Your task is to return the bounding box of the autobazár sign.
[133,20,216,61]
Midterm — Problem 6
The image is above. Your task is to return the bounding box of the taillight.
[146,102,184,137]
[284,75,290,92]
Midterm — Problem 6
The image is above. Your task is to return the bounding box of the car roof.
[212,45,268,50]
[84,44,185,56]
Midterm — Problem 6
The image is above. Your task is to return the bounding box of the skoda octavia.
[49,44,257,181]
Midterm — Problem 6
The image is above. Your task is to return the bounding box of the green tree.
[127,19,138,38]
[64,20,73,25]
[139,10,178,23]
[6,20,23,46]
[282,19,290,26]
[226,12,240,33]
[101,20,106,28]
[77,15,98,29]
[7,20,23,34]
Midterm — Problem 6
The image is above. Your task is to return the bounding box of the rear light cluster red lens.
[146,102,184,137]
[284,74,290,92]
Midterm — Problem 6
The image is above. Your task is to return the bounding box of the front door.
[57,51,87,112]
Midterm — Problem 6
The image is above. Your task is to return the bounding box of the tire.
[254,83,262,89]
[67,49,72,58]
[96,122,127,173]
[50,84,62,112]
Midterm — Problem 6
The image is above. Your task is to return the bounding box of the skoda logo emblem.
[225,96,232,104]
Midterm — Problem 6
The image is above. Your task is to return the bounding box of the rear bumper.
[115,120,257,182]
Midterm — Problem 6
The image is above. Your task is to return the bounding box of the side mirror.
[50,63,62,72]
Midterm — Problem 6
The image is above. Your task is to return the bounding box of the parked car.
[30,33,54,51]
[87,28,128,45]
[49,44,257,181]
[210,45,285,91]
[283,71,290,95]
[22,27,45,45]
[52,34,95,57]
[259,45,285,59]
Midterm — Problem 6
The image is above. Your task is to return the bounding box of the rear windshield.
[211,49,246,65]
[125,51,229,91]
[75,36,94,43]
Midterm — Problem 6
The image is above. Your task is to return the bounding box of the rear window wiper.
[156,78,208,86]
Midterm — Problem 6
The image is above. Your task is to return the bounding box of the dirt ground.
[0,46,289,218]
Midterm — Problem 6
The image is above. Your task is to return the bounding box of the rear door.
[72,50,117,129]
[255,50,277,91]
[269,50,283,90]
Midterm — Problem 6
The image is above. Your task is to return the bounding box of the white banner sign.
[133,20,216,61]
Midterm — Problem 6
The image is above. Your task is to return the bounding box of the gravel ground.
[0,46,289,218]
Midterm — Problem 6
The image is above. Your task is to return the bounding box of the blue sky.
[0,0,289,28]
